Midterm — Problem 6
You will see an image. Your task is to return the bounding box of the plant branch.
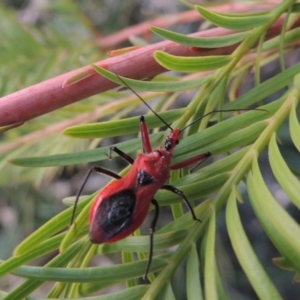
[0,14,299,129]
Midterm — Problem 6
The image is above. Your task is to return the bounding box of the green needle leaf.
[11,253,170,282]
[10,133,162,167]
[247,158,300,273]
[226,189,283,300]
[151,26,249,48]
[289,99,300,152]
[226,63,300,109]
[204,208,217,300]
[195,6,270,30]
[79,283,149,299]
[269,133,300,209]
[187,244,203,300]
[63,109,184,138]
[94,64,209,91]
[153,51,231,73]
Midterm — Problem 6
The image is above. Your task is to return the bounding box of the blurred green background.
[0,0,300,299]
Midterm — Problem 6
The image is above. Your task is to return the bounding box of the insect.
[70,76,260,281]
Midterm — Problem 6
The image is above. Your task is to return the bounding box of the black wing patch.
[96,189,136,240]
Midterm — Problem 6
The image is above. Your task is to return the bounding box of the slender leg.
[143,199,160,283]
[162,185,201,222]
[140,116,153,154]
[108,146,135,164]
[188,152,213,173]
[171,152,212,170]
[70,166,121,225]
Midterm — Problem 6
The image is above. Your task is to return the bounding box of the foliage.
[0,0,300,299]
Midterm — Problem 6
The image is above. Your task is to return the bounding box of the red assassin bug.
[70,76,258,281]
[71,115,211,281]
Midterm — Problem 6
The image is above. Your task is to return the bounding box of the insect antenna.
[115,74,173,131]
[181,108,266,132]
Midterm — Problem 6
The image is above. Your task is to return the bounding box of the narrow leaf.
[173,120,268,166]
[6,240,84,300]
[151,26,249,48]
[174,147,249,187]
[154,50,231,73]
[9,133,162,167]
[262,28,300,52]
[225,62,300,109]
[64,109,184,138]
[79,285,149,300]
[269,133,300,209]
[160,283,176,300]
[215,267,227,300]
[94,64,209,92]
[226,189,283,299]
[0,234,63,278]
[11,253,170,282]
[195,6,269,30]
[289,99,300,152]
[13,196,92,256]
[98,229,190,254]
[247,158,300,273]
[187,244,203,300]
[78,284,149,299]
[204,208,217,300]
[157,200,211,235]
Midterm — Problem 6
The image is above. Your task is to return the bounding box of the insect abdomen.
[89,189,136,243]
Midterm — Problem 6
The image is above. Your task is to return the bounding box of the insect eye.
[175,140,179,145]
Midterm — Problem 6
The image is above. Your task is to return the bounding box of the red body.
[89,148,172,243]
[78,114,211,281]
[87,117,209,247]
[77,102,248,280]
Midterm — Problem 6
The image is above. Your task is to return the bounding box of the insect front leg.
[162,185,201,222]
[143,198,160,283]
[70,166,122,225]
[170,151,212,170]
[140,116,153,154]
[108,115,153,163]
[108,146,135,164]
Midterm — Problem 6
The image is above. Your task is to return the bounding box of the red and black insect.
[71,76,257,281]
[71,113,211,280]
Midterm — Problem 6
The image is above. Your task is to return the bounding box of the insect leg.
[162,185,201,222]
[171,152,212,170]
[140,116,153,154]
[108,146,135,164]
[143,198,160,282]
[70,166,122,225]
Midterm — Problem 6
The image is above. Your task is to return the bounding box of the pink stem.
[0,14,299,128]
